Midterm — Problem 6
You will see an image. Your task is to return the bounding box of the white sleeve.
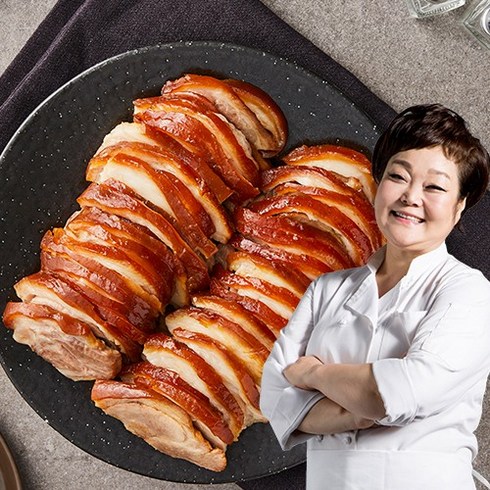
[260,280,325,450]
[372,276,490,427]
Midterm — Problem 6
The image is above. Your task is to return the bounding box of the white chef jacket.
[260,243,490,490]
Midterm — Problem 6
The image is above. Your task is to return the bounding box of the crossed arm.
[283,356,385,434]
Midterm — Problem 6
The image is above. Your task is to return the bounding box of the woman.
[260,104,490,489]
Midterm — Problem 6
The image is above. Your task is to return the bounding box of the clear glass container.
[462,0,490,49]
[406,0,466,18]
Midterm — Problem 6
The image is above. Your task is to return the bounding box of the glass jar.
[462,0,490,48]
[406,0,466,17]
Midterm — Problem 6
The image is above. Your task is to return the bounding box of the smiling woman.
[260,104,490,490]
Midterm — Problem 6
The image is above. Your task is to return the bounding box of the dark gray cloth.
[0,1,486,489]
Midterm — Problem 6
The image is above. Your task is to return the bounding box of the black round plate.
[0,41,380,483]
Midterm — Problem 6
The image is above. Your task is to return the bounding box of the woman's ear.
[455,196,467,224]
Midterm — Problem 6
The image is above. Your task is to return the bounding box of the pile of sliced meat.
[2,74,382,472]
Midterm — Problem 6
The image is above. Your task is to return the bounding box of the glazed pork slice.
[121,362,233,450]
[77,180,210,292]
[45,228,167,312]
[14,271,141,361]
[3,302,121,381]
[165,306,268,385]
[209,277,287,336]
[248,193,373,265]
[65,207,188,308]
[134,93,262,185]
[210,267,299,322]
[143,334,245,439]
[136,108,260,202]
[162,74,286,156]
[86,151,217,259]
[91,142,232,243]
[171,327,265,426]
[229,235,327,283]
[261,165,383,249]
[191,294,275,352]
[283,144,377,203]
[234,207,354,272]
[91,380,226,472]
[95,121,233,203]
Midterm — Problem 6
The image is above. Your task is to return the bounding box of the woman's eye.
[387,172,405,181]
[426,185,447,192]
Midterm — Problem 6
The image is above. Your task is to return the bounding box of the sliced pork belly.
[228,235,316,284]
[191,294,275,352]
[91,380,226,472]
[226,250,309,299]
[92,142,232,243]
[86,152,217,259]
[249,194,373,265]
[261,165,383,249]
[210,267,298,322]
[134,93,261,184]
[162,74,285,156]
[44,227,167,312]
[224,78,288,157]
[283,144,377,202]
[14,272,141,361]
[41,229,161,326]
[136,109,260,202]
[77,180,209,292]
[3,302,121,381]
[234,207,353,273]
[209,278,287,336]
[121,362,233,450]
[65,207,188,308]
[170,327,265,426]
[96,121,233,203]
[144,334,244,439]
[165,307,268,385]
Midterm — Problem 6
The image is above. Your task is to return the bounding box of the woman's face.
[374,146,466,257]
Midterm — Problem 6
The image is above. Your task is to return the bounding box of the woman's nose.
[400,186,422,206]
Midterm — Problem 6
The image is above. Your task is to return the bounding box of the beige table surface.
[1,1,489,489]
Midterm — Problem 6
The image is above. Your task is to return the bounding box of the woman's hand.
[283,356,323,390]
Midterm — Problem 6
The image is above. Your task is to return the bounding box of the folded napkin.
[0,1,487,489]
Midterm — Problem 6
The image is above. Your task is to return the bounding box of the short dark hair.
[372,104,490,213]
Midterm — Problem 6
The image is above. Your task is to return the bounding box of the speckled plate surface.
[0,41,380,483]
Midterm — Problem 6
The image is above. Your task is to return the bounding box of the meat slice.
[121,362,233,450]
[92,142,232,243]
[261,165,383,249]
[3,302,121,381]
[91,380,226,472]
[234,207,354,272]
[283,144,377,202]
[134,93,261,185]
[162,74,285,156]
[171,327,265,426]
[209,278,288,336]
[226,251,309,299]
[165,307,267,385]
[136,109,260,202]
[229,235,315,284]
[191,294,275,351]
[65,207,188,308]
[14,271,141,361]
[248,194,373,265]
[143,334,245,439]
[77,180,210,292]
[86,152,217,259]
[210,267,298,322]
[96,122,233,203]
